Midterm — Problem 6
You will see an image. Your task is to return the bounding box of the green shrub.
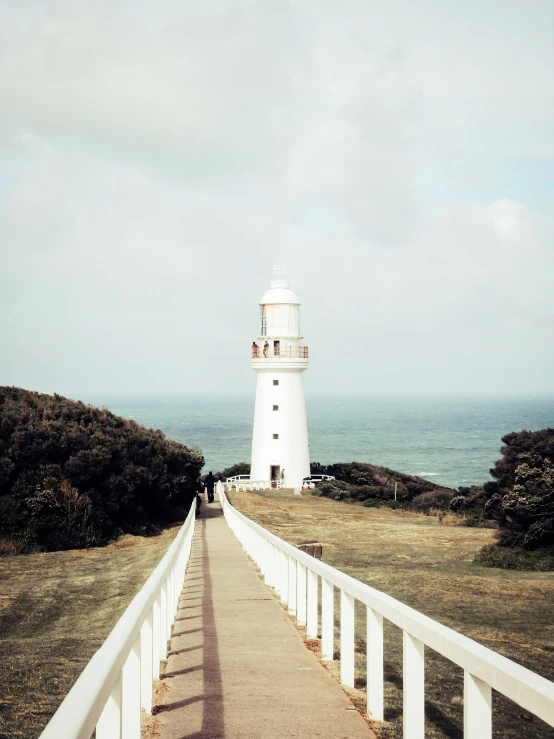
[362,498,405,511]
[309,462,455,512]
[450,485,488,514]
[362,497,384,508]
[475,544,554,571]
[0,387,204,551]
[484,429,554,549]
[313,479,351,501]
[486,447,554,549]
[411,489,454,512]
[212,462,250,480]
[310,461,450,503]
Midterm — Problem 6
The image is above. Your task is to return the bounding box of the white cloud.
[0,0,553,395]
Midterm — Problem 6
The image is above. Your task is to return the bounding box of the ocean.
[80,395,554,490]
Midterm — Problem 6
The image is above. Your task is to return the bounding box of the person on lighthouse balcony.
[252,341,259,358]
[263,341,269,357]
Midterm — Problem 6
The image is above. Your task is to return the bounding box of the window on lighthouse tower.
[261,306,267,336]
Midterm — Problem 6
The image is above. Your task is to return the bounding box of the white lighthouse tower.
[250,272,310,489]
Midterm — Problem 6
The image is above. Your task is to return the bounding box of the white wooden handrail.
[218,482,554,737]
[40,498,197,739]
[224,478,278,491]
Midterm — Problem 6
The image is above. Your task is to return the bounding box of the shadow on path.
[159,503,225,738]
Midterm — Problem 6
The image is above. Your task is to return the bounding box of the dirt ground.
[0,527,179,739]
[228,489,554,739]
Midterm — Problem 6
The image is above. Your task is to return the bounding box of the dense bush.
[363,497,404,510]
[0,387,204,552]
[213,462,250,480]
[450,485,487,513]
[483,429,554,550]
[485,428,554,498]
[449,484,492,527]
[475,543,554,571]
[411,489,455,512]
[312,479,351,501]
[310,461,447,503]
[310,461,453,511]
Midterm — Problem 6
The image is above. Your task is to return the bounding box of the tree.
[484,428,554,550]
[486,454,554,549]
[0,387,204,551]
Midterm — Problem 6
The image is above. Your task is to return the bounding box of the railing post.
[257,533,265,578]
[264,540,273,587]
[280,549,288,605]
[464,671,492,739]
[260,534,265,569]
[321,577,334,660]
[403,631,425,739]
[140,611,153,714]
[262,538,269,583]
[152,598,161,680]
[121,635,141,738]
[288,555,297,616]
[160,583,168,659]
[340,590,355,687]
[173,561,179,618]
[274,545,281,596]
[96,673,122,739]
[366,606,384,721]
[297,561,307,627]
[167,569,174,631]
[307,569,318,639]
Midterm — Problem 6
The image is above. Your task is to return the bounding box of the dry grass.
[0,528,180,739]
[426,510,468,526]
[0,538,23,557]
[141,710,161,739]
[229,489,554,739]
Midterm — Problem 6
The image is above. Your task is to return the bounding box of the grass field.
[0,527,179,739]
[228,489,554,739]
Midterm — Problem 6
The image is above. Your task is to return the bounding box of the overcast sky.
[1,0,553,398]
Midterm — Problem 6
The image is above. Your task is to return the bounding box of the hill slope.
[0,387,203,551]
[310,461,454,507]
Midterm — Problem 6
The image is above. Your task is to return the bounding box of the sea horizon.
[75,392,554,491]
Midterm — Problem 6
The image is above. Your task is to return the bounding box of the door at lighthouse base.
[270,465,280,489]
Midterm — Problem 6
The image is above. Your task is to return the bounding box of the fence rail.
[218,482,554,738]
[225,477,283,491]
[40,499,197,739]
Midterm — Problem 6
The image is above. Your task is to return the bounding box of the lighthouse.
[250,274,310,489]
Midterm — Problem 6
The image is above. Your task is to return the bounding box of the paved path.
[157,499,375,739]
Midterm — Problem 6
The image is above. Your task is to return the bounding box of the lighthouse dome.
[260,279,300,306]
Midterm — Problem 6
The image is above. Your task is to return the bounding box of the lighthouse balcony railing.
[251,346,309,359]
[39,499,197,739]
[218,481,554,738]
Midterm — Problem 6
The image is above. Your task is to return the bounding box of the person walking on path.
[205,471,216,503]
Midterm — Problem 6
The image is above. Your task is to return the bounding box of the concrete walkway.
[157,499,375,739]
